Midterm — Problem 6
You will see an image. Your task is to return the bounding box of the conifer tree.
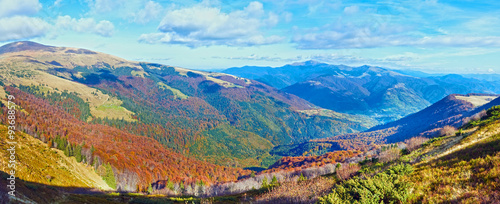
[271,175,278,186]
[262,177,268,188]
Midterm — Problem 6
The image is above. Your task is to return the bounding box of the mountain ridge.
[223,62,500,123]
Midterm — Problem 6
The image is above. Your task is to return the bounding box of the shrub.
[298,173,307,182]
[147,183,153,194]
[319,164,414,204]
[261,177,268,188]
[271,175,278,186]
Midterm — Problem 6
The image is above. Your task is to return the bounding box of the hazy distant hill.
[223,61,500,123]
[273,93,499,157]
[368,93,499,142]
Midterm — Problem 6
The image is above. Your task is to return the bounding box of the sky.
[0,0,500,73]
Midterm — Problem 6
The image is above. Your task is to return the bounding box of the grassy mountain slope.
[318,105,500,203]
[408,109,500,202]
[0,124,111,190]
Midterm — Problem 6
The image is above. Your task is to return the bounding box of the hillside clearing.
[456,95,498,107]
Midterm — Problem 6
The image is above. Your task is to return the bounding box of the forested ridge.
[1,85,249,192]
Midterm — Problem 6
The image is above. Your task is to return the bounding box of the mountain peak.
[290,60,325,66]
[0,41,55,55]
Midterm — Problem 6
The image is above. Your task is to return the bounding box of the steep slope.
[0,124,111,190]
[224,61,500,123]
[318,105,500,203]
[367,93,497,142]
[330,93,498,144]
[0,86,248,192]
[276,93,499,157]
[407,109,500,203]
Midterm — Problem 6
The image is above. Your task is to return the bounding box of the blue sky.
[0,0,499,73]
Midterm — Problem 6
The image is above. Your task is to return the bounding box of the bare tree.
[440,125,457,136]
[336,163,360,180]
[404,136,429,152]
[378,148,401,163]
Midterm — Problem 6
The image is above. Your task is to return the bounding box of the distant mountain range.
[223,61,500,123]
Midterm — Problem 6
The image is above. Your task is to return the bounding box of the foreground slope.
[0,124,112,203]
[318,105,500,203]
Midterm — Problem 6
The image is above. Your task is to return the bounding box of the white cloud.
[53,0,63,7]
[0,16,50,41]
[0,0,42,17]
[131,0,164,24]
[283,12,293,23]
[85,0,124,13]
[292,22,410,49]
[214,54,304,62]
[343,6,359,15]
[266,12,279,27]
[308,53,418,68]
[412,36,500,47]
[462,16,500,35]
[55,15,115,37]
[140,1,283,47]
[292,21,500,49]
[94,20,114,37]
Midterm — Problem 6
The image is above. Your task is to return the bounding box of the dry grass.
[174,67,244,88]
[157,82,189,100]
[455,95,498,107]
[409,119,500,203]
[0,85,7,105]
[255,176,336,204]
[0,125,111,190]
[378,148,401,163]
[0,45,141,70]
[0,68,135,121]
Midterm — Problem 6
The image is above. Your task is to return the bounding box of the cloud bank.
[139,1,284,47]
